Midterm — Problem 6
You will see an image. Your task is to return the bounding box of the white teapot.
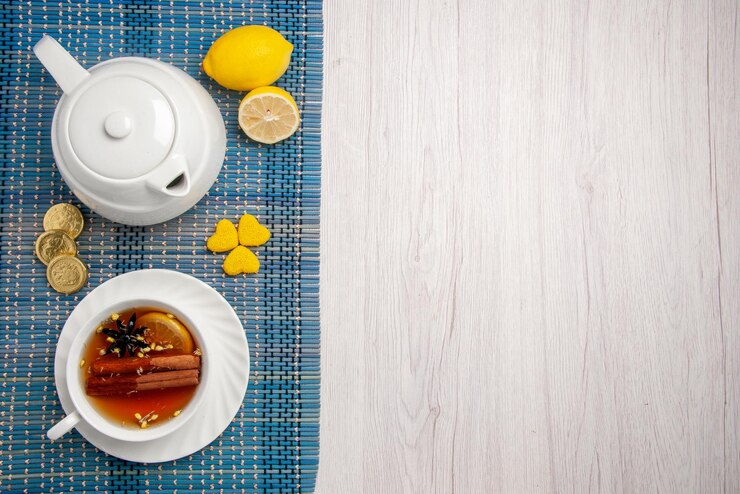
[33,35,226,225]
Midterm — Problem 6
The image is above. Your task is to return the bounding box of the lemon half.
[238,86,300,144]
[203,25,293,91]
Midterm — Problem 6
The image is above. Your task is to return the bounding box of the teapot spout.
[146,154,192,198]
[33,35,89,94]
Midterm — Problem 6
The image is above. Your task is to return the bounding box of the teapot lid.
[66,74,175,180]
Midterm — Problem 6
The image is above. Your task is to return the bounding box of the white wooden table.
[318,1,739,491]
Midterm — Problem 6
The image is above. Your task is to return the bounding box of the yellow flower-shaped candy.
[206,219,239,252]
[223,246,260,275]
[238,214,271,246]
[207,214,271,276]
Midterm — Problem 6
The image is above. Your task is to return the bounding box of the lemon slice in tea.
[138,312,195,353]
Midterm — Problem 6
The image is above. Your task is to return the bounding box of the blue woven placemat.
[0,1,321,492]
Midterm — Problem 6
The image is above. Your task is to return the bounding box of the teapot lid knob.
[104,112,132,139]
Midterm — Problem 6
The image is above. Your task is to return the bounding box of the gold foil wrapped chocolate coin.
[36,203,88,294]
[34,230,77,265]
[43,203,84,239]
[46,255,88,294]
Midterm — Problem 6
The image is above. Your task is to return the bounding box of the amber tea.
[80,307,202,429]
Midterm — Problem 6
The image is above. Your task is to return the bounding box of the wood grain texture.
[710,1,740,492]
[319,1,739,492]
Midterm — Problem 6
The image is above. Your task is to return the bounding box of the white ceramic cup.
[47,298,210,442]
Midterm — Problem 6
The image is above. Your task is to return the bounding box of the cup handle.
[47,410,81,441]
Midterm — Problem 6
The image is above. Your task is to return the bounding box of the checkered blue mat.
[0,1,321,492]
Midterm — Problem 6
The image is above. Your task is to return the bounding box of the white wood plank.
[319,0,735,491]
[318,0,371,491]
[710,0,740,492]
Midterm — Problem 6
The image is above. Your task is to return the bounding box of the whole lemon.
[203,25,293,91]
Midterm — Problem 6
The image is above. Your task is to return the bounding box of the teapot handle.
[33,35,89,94]
[146,154,191,198]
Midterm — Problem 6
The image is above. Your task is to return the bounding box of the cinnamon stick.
[92,354,200,376]
[86,369,199,396]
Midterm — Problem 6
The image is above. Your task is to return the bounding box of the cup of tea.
[47,298,210,442]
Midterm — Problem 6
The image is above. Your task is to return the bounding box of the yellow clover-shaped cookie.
[207,214,270,276]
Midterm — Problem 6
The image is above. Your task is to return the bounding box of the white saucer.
[53,269,249,463]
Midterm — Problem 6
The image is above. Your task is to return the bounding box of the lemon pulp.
[238,86,300,144]
[138,312,195,354]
